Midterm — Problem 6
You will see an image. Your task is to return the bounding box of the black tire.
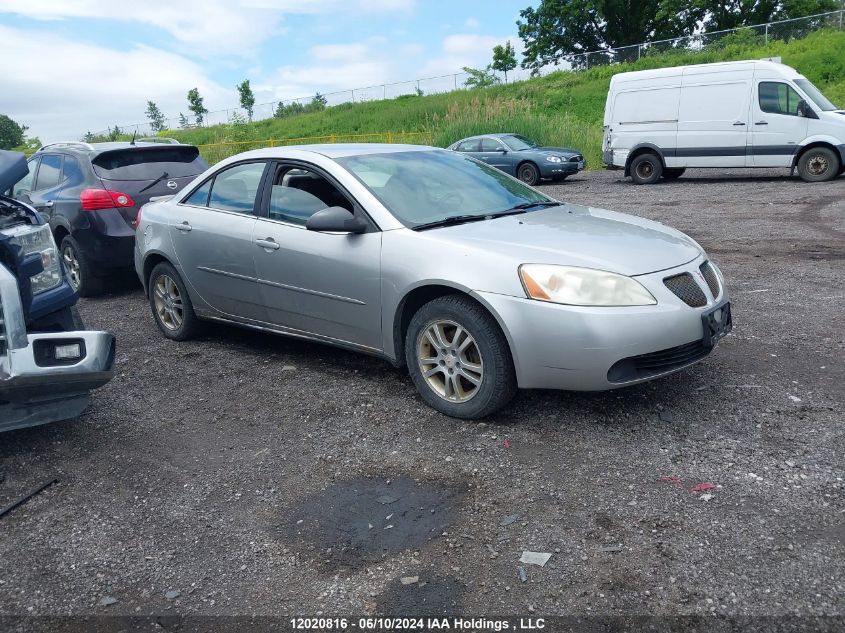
[517,162,540,186]
[661,168,686,180]
[797,147,840,182]
[60,235,104,297]
[629,153,663,185]
[405,295,517,419]
[148,262,202,341]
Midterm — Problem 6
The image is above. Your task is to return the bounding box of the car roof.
[225,143,439,161]
[456,133,519,142]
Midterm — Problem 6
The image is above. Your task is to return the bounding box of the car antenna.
[130,130,137,145]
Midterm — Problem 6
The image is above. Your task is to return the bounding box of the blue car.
[448,133,585,186]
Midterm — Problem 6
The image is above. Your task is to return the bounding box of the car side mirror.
[306,206,367,233]
[797,99,817,119]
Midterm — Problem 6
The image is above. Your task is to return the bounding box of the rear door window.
[207,162,267,215]
[92,146,207,180]
[34,154,62,191]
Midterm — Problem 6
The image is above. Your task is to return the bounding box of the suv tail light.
[80,188,135,210]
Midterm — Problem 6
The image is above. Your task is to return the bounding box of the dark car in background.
[448,133,584,186]
[1,150,115,432]
[5,139,207,296]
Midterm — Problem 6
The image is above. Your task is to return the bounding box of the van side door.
[749,79,809,167]
[676,68,752,167]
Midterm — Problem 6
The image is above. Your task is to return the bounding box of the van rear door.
[676,65,753,168]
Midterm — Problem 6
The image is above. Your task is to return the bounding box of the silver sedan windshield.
[335,150,550,227]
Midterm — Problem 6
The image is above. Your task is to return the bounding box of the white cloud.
[0,25,233,141]
[0,0,416,57]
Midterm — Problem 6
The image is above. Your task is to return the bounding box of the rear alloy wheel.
[517,162,540,186]
[629,153,663,185]
[405,295,516,419]
[797,147,839,182]
[148,262,201,341]
[60,235,103,297]
[662,168,686,180]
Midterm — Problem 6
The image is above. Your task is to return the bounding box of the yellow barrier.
[195,131,434,164]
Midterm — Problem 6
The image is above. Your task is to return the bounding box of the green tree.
[83,131,96,143]
[492,40,518,82]
[517,0,698,72]
[107,125,123,141]
[0,114,27,150]
[187,87,208,126]
[304,93,328,113]
[145,101,167,132]
[462,65,501,89]
[236,79,256,121]
[679,0,840,31]
[178,112,190,128]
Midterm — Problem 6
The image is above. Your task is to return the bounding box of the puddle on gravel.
[280,475,467,570]
[375,575,466,616]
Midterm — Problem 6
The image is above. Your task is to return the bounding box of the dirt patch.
[279,475,467,571]
[375,575,466,616]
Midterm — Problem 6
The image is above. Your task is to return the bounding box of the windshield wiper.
[138,171,170,194]
[504,201,560,212]
[412,214,489,231]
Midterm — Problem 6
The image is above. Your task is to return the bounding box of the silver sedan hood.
[428,203,703,276]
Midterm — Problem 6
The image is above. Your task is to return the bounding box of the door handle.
[255,238,280,251]
[755,121,768,125]
[732,121,746,126]
[175,221,192,232]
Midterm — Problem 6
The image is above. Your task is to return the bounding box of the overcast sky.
[0,0,533,142]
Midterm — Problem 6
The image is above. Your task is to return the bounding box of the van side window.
[759,82,802,116]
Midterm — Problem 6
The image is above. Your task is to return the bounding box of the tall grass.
[161,29,845,167]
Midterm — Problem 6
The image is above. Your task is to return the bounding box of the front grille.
[607,339,712,383]
[664,273,707,307]
[700,261,720,298]
[570,155,583,162]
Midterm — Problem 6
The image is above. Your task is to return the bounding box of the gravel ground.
[0,169,842,629]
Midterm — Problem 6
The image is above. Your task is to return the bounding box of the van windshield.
[795,79,838,112]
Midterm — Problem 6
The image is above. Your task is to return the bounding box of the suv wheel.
[405,295,517,419]
[61,236,103,297]
[148,262,202,341]
[629,153,663,185]
[797,147,840,182]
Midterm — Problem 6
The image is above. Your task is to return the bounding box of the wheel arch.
[390,283,516,371]
[141,250,176,297]
[624,144,665,177]
[792,140,842,170]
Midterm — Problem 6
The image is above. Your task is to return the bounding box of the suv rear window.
[92,147,207,180]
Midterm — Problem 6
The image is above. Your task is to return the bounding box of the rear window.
[92,147,207,180]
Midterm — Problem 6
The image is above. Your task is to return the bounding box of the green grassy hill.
[166,29,845,167]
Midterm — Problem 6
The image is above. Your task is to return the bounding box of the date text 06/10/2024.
[289,617,546,630]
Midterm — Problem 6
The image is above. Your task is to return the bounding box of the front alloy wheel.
[417,320,484,403]
[405,295,517,419]
[62,244,81,290]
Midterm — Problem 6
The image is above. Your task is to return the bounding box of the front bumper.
[540,159,584,178]
[475,255,729,390]
[1,263,115,432]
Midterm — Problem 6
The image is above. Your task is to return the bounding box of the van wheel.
[405,295,517,420]
[629,153,663,185]
[662,168,686,180]
[517,162,540,186]
[797,147,840,182]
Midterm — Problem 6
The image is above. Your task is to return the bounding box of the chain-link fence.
[85,9,845,140]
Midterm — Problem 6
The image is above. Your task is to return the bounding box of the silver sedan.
[134,144,731,419]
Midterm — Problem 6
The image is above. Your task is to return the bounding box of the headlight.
[545,156,563,163]
[3,224,63,295]
[519,264,656,306]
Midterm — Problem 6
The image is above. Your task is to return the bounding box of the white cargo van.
[602,60,845,183]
